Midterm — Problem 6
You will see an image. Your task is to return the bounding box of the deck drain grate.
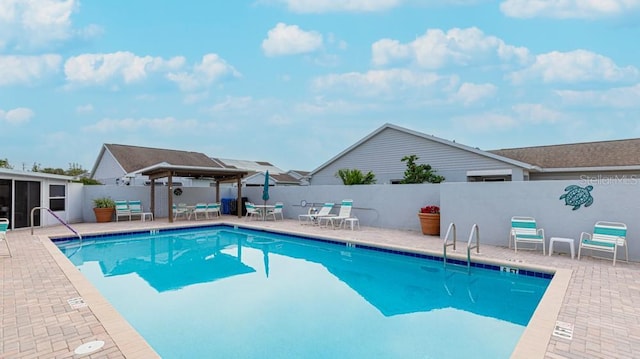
[67,297,88,309]
[553,321,574,340]
[74,340,105,355]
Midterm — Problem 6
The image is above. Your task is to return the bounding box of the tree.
[32,162,89,177]
[400,155,445,184]
[66,162,87,177]
[78,177,102,185]
[0,158,12,169]
[335,168,376,185]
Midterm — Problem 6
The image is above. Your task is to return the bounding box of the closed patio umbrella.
[262,170,270,205]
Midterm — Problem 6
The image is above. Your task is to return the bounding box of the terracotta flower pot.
[93,207,114,223]
[418,212,440,235]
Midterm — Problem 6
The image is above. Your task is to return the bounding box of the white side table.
[141,212,154,222]
[343,217,360,231]
[549,237,575,259]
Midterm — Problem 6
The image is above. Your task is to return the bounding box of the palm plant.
[335,168,376,185]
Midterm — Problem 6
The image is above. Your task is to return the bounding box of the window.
[49,184,66,211]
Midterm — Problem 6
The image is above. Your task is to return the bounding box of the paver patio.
[2,216,640,358]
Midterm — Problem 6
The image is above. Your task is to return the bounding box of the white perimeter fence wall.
[83,177,640,261]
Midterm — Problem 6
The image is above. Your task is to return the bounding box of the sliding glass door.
[14,180,41,228]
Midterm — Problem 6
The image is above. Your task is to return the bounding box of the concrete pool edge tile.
[511,267,572,359]
[39,235,161,359]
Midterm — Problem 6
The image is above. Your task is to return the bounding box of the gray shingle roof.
[270,173,301,184]
[490,138,640,168]
[212,158,284,174]
[105,144,222,173]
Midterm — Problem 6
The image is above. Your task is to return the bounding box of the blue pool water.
[55,225,551,359]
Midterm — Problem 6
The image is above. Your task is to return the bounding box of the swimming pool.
[55,225,551,358]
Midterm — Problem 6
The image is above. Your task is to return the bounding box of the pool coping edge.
[40,235,161,359]
[46,221,565,359]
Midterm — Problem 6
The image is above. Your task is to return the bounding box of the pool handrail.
[443,222,456,268]
[30,207,82,243]
[467,224,480,273]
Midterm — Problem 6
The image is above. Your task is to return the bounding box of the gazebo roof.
[139,163,248,183]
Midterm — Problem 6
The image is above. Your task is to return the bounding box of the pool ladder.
[30,207,82,243]
[443,223,480,274]
[443,222,457,267]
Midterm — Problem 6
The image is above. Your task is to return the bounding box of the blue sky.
[2,0,639,173]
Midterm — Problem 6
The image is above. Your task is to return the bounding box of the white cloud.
[83,117,198,134]
[557,83,640,108]
[509,50,639,84]
[262,23,323,57]
[76,104,93,114]
[294,97,378,115]
[166,54,240,92]
[0,107,35,124]
[278,0,401,13]
[64,51,185,86]
[372,27,530,69]
[453,103,565,132]
[500,0,640,19]
[452,113,516,131]
[371,39,410,66]
[209,96,254,113]
[0,54,62,86]
[452,82,497,106]
[511,103,565,123]
[0,0,100,51]
[312,69,449,97]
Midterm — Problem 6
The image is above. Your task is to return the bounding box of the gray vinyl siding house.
[490,140,640,181]
[309,124,536,185]
[309,123,640,184]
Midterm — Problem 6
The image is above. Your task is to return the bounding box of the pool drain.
[74,340,105,355]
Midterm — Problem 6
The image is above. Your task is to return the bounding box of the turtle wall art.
[559,185,594,210]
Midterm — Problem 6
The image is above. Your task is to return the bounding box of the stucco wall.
[82,178,640,261]
[440,179,640,261]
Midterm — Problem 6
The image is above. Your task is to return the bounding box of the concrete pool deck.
[2,216,639,358]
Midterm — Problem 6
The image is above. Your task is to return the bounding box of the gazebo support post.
[236,176,242,218]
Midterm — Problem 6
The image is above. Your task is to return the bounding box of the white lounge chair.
[298,203,334,225]
[115,200,131,222]
[319,200,353,229]
[510,216,545,255]
[0,218,9,257]
[128,200,143,220]
[578,221,628,266]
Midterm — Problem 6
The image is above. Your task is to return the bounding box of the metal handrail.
[443,222,456,268]
[467,224,480,273]
[30,207,82,243]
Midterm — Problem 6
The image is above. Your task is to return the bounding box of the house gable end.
[310,123,534,184]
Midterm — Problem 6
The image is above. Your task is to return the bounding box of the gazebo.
[140,163,248,222]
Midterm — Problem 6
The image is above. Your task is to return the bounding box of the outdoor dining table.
[253,204,275,221]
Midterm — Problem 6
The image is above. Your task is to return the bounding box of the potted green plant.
[93,197,116,223]
[418,205,440,235]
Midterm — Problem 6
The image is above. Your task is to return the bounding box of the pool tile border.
[53,223,555,280]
